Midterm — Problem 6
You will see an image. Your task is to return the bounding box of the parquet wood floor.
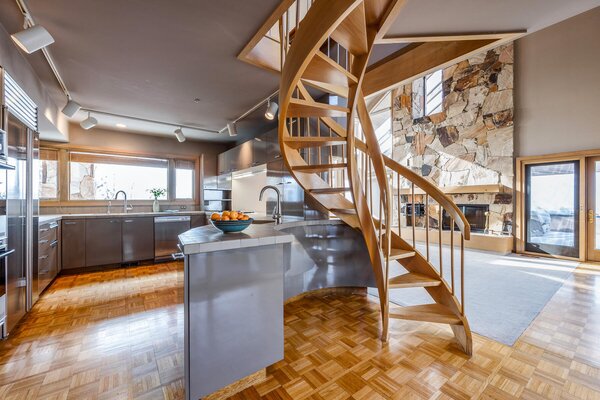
[0,261,599,399]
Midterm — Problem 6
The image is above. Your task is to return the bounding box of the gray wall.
[0,23,68,140]
[65,123,229,178]
[514,6,600,157]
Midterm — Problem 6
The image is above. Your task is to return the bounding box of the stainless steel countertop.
[178,216,348,255]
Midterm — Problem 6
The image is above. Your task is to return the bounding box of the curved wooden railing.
[277,0,473,355]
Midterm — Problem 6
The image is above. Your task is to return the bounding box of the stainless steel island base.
[184,243,285,400]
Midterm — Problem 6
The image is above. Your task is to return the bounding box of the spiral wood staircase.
[274,0,473,355]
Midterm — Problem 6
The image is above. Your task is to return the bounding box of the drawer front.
[39,221,59,242]
[38,240,58,292]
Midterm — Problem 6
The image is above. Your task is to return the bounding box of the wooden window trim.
[40,142,202,207]
[515,148,600,262]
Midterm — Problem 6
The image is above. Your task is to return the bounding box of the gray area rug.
[368,244,578,345]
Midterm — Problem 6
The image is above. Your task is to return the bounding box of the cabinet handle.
[110,220,121,223]
[49,223,59,229]
[124,219,134,223]
[64,221,77,225]
[39,228,49,232]
[39,255,48,260]
[50,240,58,248]
[39,239,49,244]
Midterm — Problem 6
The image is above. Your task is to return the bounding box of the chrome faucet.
[259,185,282,224]
[114,190,132,213]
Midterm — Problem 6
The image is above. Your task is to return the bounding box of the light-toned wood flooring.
[0,261,599,399]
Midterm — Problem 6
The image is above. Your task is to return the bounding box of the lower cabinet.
[122,217,154,262]
[38,221,60,293]
[85,218,122,267]
[62,219,86,269]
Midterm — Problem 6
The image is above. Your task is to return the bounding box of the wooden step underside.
[330,208,357,215]
[389,304,462,325]
[303,51,358,87]
[309,187,351,194]
[284,137,346,149]
[330,3,368,56]
[291,163,347,173]
[388,272,441,289]
[288,98,349,118]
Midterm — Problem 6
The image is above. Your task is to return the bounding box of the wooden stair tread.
[302,79,349,98]
[284,137,346,149]
[387,248,416,261]
[288,98,350,118]
[330,208,357,215]
[303,51,358,88]
[330,3,368,56]
[388,272,441,289]
[291,163,347,173]
[309,187,351,194]
[389,304,462,325]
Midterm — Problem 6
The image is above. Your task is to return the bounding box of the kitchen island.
[179,218,375,400]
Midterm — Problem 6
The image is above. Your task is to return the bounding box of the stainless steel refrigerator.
[4,106,39,334]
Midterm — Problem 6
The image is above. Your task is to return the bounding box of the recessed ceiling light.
[116,123,127,128]
[194,98,201,103]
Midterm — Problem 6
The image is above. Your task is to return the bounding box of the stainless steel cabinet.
[62,219,86,270]
[122,217,154,262]
[252,137,268,167]
[38,221,59,293]
[85,218,122,267]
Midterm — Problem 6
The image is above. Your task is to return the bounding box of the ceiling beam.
[376,31,525,44]
[363,35,519,97]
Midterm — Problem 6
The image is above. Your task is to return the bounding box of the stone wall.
[392,44,514,234]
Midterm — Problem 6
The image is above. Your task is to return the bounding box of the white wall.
[514,6,600,157]
[232,170,267,214]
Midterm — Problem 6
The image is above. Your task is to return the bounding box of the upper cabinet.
[217,134,276,175]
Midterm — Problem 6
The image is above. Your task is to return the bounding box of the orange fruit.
[210,213,221,221]
[241,216,249,221]
[222,211,230,216]
[230,218,238,221]
[222,216,230,221]
[230,211,239,219]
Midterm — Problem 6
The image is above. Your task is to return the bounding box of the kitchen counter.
[180,217,374,400]
[39,211,205,224]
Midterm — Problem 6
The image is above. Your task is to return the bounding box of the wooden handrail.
[354,139,470,240]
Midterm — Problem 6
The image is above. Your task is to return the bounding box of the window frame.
[39,144,201,207]
[412,69,444,120]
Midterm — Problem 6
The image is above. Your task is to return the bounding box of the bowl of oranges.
[209,211,253,233]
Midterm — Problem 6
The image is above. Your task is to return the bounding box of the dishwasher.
[154,216,191,261]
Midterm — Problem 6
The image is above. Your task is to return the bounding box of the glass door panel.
[525,161,580,258]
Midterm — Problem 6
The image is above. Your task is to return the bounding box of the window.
[370,91,392,157]
[69,152,168,200]
[40,148,59,200]
[412,69,443,119]
[175,159,195,199]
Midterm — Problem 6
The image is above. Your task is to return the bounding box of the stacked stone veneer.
[392,44,514,234]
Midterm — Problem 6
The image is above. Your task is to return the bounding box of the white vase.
[153,199,160,212]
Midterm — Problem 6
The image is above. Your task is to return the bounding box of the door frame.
[516,149,600,262]
[586,156,600,262]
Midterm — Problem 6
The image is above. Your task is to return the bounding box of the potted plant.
[149,188,166,212]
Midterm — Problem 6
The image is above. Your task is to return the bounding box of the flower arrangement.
[148,188,166,200]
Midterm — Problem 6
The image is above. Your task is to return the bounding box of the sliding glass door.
[587,157,600,261]
[525,161,580,258]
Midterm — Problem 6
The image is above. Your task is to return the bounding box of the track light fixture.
[265,99,279,120]
[227,122,237,136]
[174,128,186,143]
[11,24,54,54]
[80,112,98,130]
[61,99,81,118]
